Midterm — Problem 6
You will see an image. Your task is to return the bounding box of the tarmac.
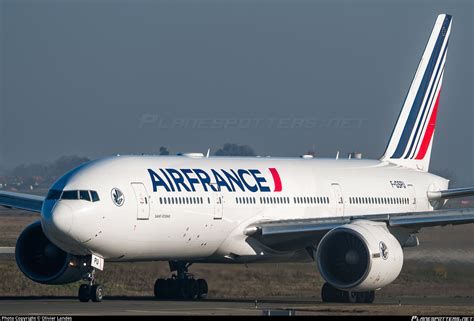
[1,296,474,315]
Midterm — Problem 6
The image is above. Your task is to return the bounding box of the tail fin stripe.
[390,15,451,159]
[408,64,445,159]
[415,85,442,160]
[404,43,448,159]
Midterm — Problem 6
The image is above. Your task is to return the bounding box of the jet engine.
[316,220,403,292]
[16,221,89,285]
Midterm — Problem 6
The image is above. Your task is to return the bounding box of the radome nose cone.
[51,203,73,234]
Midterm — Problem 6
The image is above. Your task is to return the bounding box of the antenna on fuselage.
[335,151,339,160]
[206,148,211,158]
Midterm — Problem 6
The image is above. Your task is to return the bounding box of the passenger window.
[79,190,91,201]
[61,190,78,200]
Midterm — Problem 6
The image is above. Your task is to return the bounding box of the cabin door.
[408,184,416,211]
[331,183,344,216]
[211,183,223,220]
[131,182,150,220]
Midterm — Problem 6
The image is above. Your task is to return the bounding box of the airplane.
[2,13,474,304]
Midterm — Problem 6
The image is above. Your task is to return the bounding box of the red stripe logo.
[415,88,442,160]
[269,168,282,192]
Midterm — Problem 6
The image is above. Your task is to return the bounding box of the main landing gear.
[321,283,375,304]
[154,262,208,300]
[78,268,104,303]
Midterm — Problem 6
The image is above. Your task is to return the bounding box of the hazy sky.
[0,0,472,184]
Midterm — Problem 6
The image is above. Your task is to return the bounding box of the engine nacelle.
[316,220,403,292]
[16,221,89,285]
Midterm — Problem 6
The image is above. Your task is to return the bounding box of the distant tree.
[214,143,256,157]
[159,146,170,155]
[51,155,90,176]
[11,155,90,181]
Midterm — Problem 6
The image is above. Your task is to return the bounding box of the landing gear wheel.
[157,262,209,301]
[177,279,190,300]
[197,279,208,299]
[355,291,366,303]
[321,283,331,302]
[154,278,168,299]
[347,291,358,303]
[91,284,103,302]
[187,279,199,300]
[365,291,375,303]
[167,278,178,299]
[78,284,91,302]
[321,283,342,302]
[78,266,104,303]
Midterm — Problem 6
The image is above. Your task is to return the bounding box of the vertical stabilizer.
[381,14,452,171]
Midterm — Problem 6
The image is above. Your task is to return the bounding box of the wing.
[244,208,474,251]
[0,191,44,213]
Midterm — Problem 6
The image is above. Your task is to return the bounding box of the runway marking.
[125,307,259,315]
[1,297,474,316]
[0,247,15,254]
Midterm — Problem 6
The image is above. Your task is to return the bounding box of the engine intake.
[16,221,89,285]
[316,220,403,291]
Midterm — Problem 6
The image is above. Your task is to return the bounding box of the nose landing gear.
[154,262,208,300]
[78,269,104,302]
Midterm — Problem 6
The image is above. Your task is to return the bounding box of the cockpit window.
[48,189,100,202]
[90,191,100,202]
[79,190,91,201]
[46,189,62,200]
[61,190,78,200]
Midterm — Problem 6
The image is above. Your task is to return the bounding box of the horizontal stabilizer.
[427,187,474,200]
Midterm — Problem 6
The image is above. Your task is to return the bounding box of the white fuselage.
[40,155,448,264]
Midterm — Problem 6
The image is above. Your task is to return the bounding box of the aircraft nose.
[50,203,73,235]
